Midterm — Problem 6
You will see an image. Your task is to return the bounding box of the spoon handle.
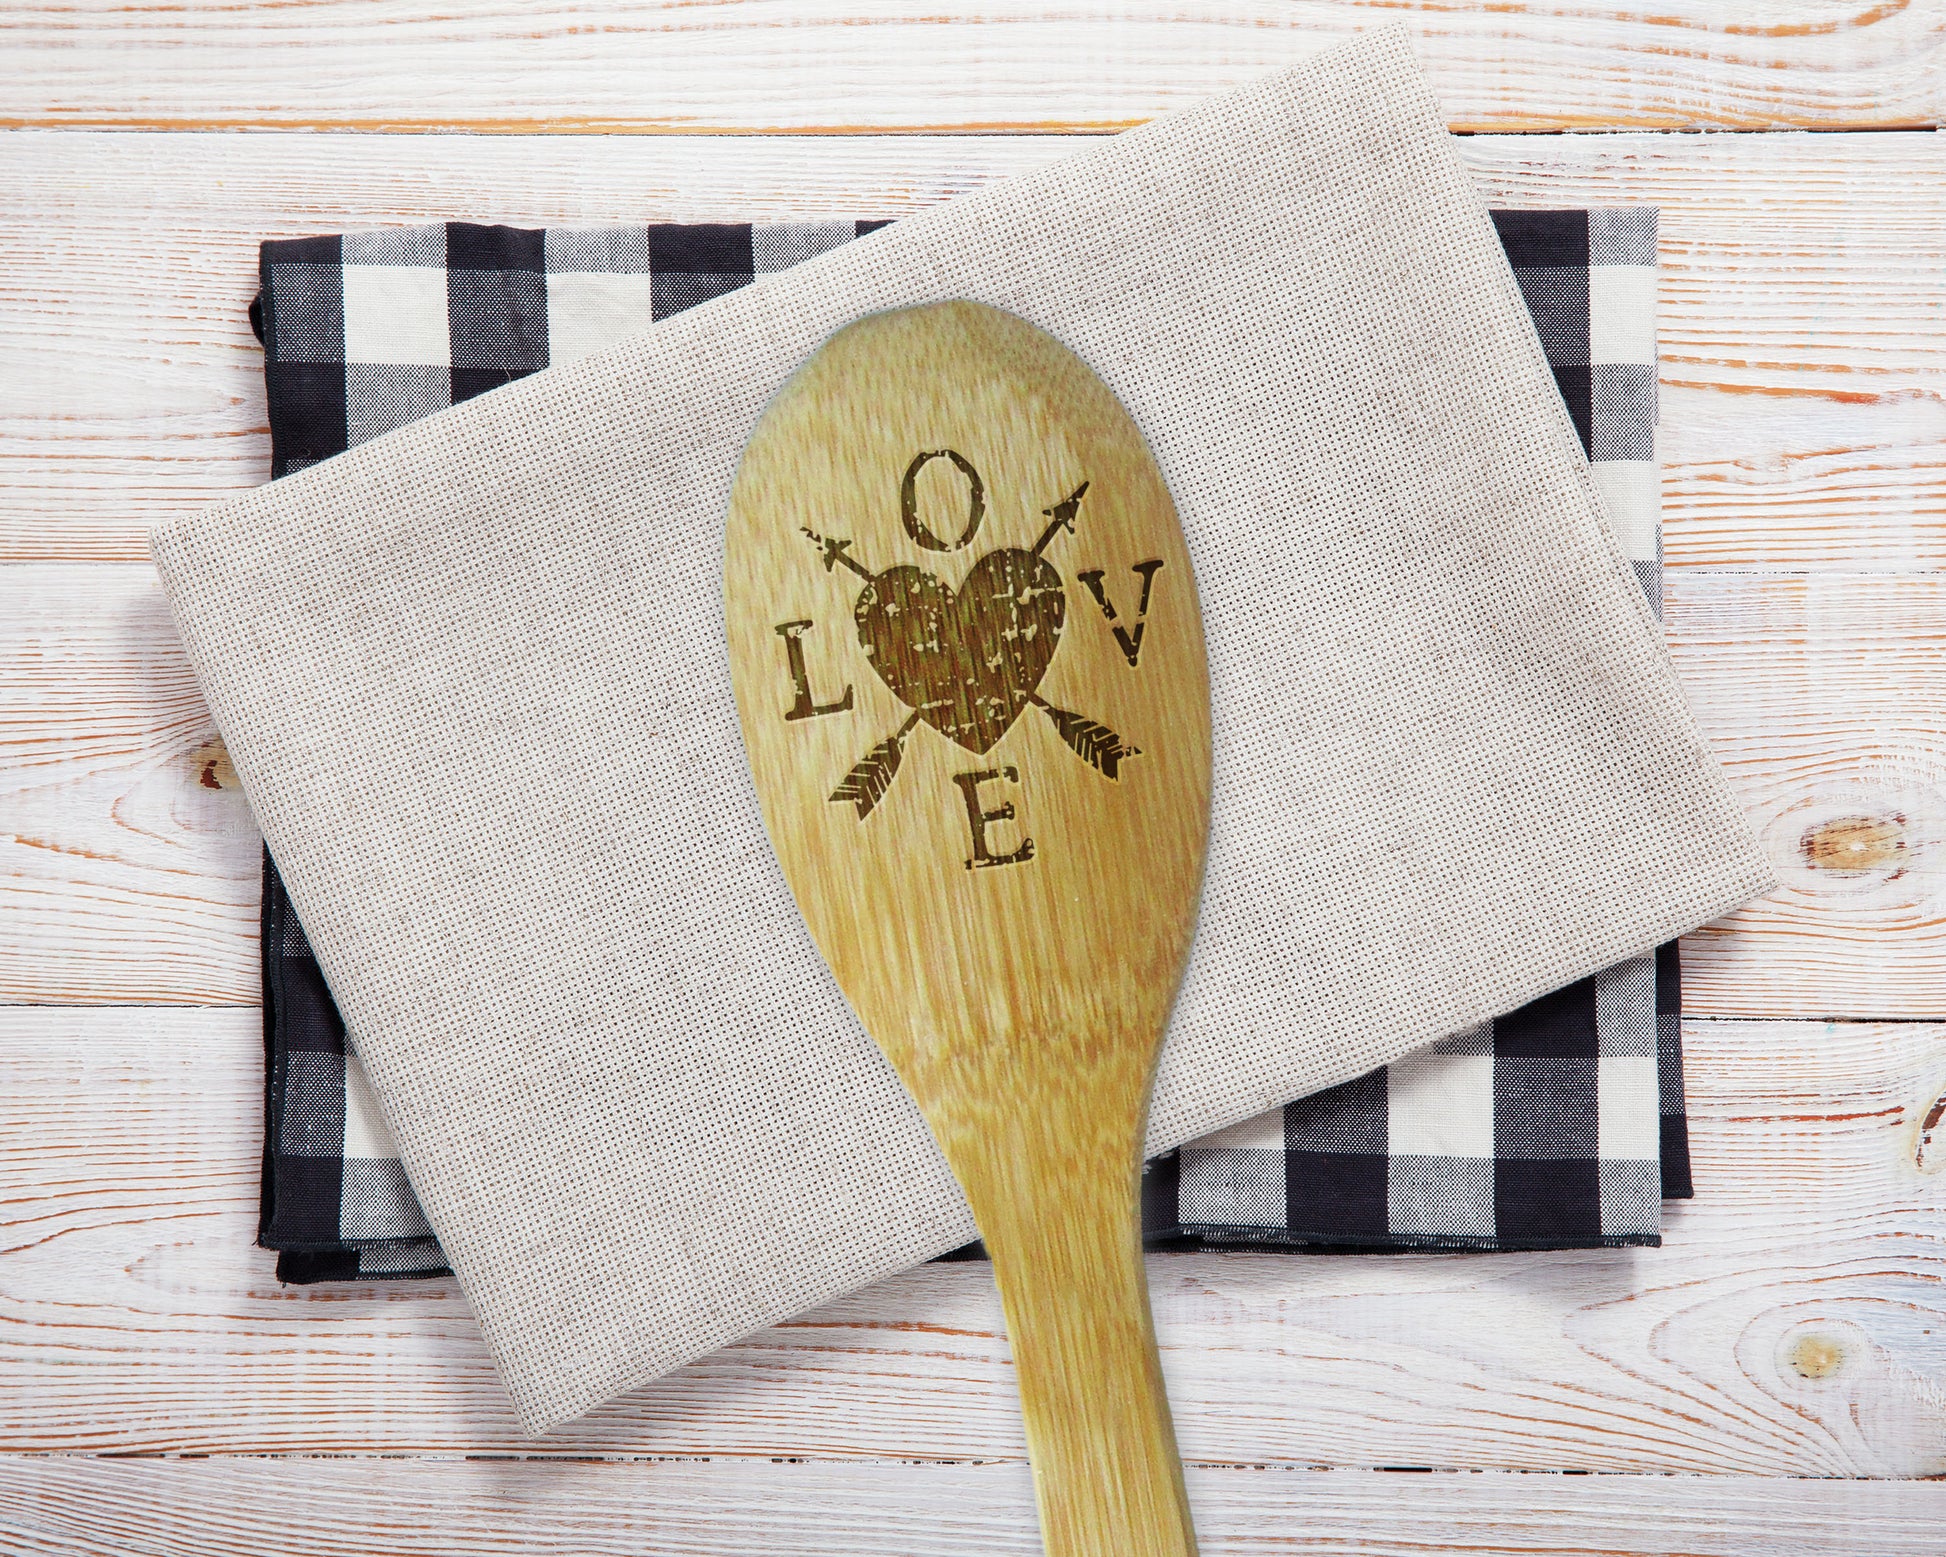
[961,1116,1198,1557]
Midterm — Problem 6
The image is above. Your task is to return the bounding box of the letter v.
[1075,559,1165,668]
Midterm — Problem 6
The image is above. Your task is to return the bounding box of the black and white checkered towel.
[251,209,1684,1282]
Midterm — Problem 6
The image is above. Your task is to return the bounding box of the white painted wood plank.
[3,1458,1944,1557]
[2,2,1937,134]
[3,130,1940,570]
[7,565,1944,1016]
[0,565,259,1005]
[4,1007,1942,1472]
[1665,572,1946,1018]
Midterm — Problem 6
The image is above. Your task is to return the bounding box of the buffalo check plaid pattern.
[253,210,1681,1282]
[1156,945,1683,1251]
[259,221,890,478]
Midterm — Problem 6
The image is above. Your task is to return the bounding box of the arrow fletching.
[1035,698,1140,780]
[830,720,916,819]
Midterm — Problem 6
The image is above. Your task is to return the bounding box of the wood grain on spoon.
[725,300,1211,1555]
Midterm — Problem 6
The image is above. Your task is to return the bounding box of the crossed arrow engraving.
[803,481,1148,820]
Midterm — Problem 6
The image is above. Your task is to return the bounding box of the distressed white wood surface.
[7,564,1945,1016]
[4,132,1942,569]
[0,566,257,1005]
[3,1459,1945,1557]
[6,1007,1943,1475]
[3,24,1943,1552]
[1667,572,1946,1018]
[2,1,1938,134]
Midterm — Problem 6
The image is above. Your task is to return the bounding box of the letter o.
[899,449,985,552]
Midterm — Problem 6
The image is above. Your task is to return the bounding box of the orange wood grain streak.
[5,112,1930,134]
[0,114,1149,135]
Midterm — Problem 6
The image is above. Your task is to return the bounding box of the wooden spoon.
[725,299,1210,1557]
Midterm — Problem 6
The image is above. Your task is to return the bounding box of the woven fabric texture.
[249,205,1684,1279]
[152,30,1772,1432]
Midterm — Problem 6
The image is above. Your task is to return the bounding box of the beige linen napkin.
[152,28,1773,1433]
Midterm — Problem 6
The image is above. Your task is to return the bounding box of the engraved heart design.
[854,549,1066,753]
